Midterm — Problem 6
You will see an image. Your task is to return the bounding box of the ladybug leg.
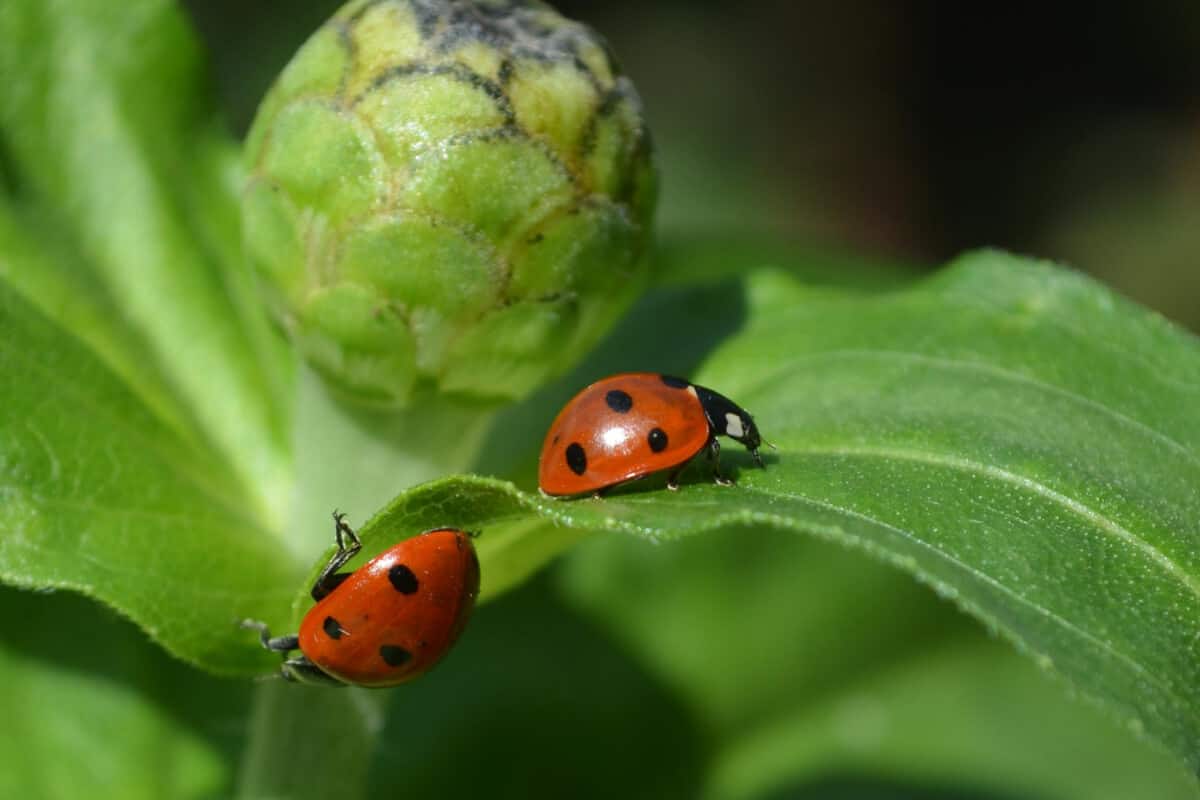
[311,511,364,601]
[240,619,299,653]
[281,656,347,688]
[241,621,344,687]
[666,466,686,491]
[707,439,734,486]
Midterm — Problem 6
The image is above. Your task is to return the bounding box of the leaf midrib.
[781,444,1199,595]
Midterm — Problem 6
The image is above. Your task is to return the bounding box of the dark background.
[185,1,1200,330]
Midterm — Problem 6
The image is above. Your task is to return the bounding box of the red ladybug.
[242,513,479,687]
[539,372,767,497]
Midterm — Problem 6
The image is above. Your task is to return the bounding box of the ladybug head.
[694,385,763,464]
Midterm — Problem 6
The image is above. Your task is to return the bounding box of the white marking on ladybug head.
[725,412,744,439]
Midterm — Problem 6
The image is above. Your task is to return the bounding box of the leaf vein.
[734,484,1192,711]
[784,444,1200,601]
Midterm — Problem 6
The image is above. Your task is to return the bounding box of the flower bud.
[243,0,656,404]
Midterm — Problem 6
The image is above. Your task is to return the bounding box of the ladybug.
[241,513,479,687]
[538,372,767,497]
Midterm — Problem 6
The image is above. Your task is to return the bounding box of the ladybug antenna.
[466,529,483,540]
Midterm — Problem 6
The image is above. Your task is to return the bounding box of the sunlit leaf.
[0,281,296,673]
[331,251,1200,777]
[0,0,291,527]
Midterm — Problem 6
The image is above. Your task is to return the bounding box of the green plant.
[1,1,1197,798]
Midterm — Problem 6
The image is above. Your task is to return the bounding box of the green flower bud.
[243,0,656,405]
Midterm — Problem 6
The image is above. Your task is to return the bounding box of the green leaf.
[338,250,1200,778]
[0,280,296,673]
[707,638,1198,800]
[0,585,248,799]
[0,0,291,528]
[559,527,1197,799]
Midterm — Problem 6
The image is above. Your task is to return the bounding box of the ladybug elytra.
[538,372,767,497]
[242,513,479,687]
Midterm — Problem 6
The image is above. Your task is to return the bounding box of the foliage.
[0,0,1197,798]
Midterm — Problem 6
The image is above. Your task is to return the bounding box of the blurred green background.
[188,0,1200,331]
[25,2,1192,798]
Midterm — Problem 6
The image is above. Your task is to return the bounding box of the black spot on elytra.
[648,428,668,452]
[322,616,344,640]
[566,442,587,475]
[660,375,689,389]
[605,389,633,413]
[389,564,419,595]
[379,644,412,668]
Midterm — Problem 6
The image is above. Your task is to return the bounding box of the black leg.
[241,619,299,653]
[750,446,764,468]
[666,465,685,491]
[312,511,363,601]
[281,656,347,687]
[752,438,776,468]
[707,439,733,486]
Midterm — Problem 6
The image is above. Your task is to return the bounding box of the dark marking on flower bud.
[570,54,603,94]
[411,0,443,39]
[333,21,357,66]
[579,83,629,158]
[357,63,515,125]
[440,126,577,186]
[344,0,387,27]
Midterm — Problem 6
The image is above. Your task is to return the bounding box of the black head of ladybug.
[694,384,764,465]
